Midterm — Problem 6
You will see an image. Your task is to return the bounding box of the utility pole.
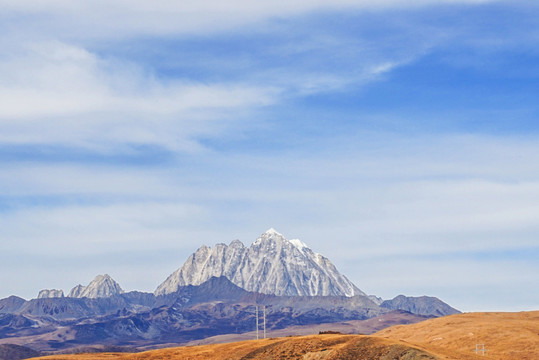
[475,344,486,356]
[255,305,259,340]
[263,305,266,339]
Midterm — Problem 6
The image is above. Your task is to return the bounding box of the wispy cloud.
[0,40,279,151]
[1,132,538,303]
[2,1,500,39]
[0,31,422,151]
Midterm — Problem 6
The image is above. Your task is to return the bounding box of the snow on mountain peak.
[253,228,287,246]
[264,227,281,235]
[289,238,309,253]
[37,289,64,299]
[68,284,86,298]
[68,274,124,299]
[229,239,245,248]
[155,229,365,297]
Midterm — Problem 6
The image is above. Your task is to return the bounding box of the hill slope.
[27,334,440,360]
[376,310,539,360]
[0,344,40,360]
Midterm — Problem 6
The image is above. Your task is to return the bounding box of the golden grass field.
[376,310,539,360]
[30,311,538,360]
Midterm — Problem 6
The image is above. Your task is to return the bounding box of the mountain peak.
[68,274,123,299]
[264,227,282,236]
[155,230,365,297]
[96,274,113,281]
[254,228,287,246]
[68,284,86,298]
[229,239,245,248]
[37,289,64,299]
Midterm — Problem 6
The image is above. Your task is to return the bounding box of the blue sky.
[1,0,538,311]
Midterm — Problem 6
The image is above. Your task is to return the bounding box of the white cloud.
[2,0,499,39]
[0,41,277,117]
[0,41,278,151]
[0,32,426,151]
[2,133,537,259]
[0,201,206,254]
[2,0,494,153]
[1,133,538,304]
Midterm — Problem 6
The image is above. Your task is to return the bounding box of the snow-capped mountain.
[68,285,85,298]
[155,228,365,297]
[37,289,64,299]
[68,274,124,299]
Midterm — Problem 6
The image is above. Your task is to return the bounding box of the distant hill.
[380,294,460,316]
[26,334,440,360]
[0,344,40,360]
[375,310,539,360]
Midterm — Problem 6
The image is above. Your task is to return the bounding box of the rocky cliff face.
[37,289,64,299]
[68,274,124,299]
[155,228,365,297]
[67,284,85,298]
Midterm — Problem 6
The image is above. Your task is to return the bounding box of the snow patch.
[264,227,282,236]
[289,239,309,254]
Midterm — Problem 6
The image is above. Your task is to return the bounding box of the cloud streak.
[0,28,426,151]
[0,40,279,151]
[3,0,500,39]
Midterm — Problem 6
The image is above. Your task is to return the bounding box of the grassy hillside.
[29,335,439,360]
[376,311,539,360]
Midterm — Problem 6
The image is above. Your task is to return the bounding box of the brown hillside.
[30,335,440,360]
[375,310,539,360]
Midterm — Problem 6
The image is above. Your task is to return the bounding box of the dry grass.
[375,310,539,360]
[30,335,438,360]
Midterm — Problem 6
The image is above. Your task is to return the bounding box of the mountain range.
[156,228,364,297]
[0,229,460,356]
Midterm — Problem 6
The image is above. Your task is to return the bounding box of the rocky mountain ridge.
[0,276,459,353]
[37,289,64,299]
[156,228,365,297]
[35,274,125,300]
[67,274,124,299]
[0,229,461,356]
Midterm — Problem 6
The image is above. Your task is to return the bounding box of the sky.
[1,0,538,312]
